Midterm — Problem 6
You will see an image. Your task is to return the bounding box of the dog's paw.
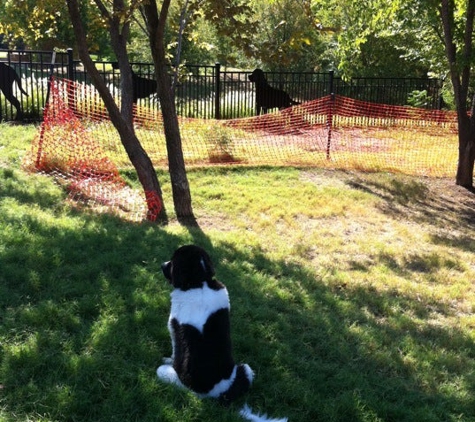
[157,364,185,389]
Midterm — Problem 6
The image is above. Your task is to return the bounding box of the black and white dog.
[157,245,287,422]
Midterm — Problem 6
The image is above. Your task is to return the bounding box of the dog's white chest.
[169,283,230,332]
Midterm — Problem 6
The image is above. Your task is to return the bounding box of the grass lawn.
[1,123,475,421]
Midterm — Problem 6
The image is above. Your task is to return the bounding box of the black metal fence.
[0,48,443,122]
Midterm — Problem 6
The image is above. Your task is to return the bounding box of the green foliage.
[407,90,430,108]
[246,0,326,71]
[310,0,447,78]
[0,0,110,53]
[0,0,459,78]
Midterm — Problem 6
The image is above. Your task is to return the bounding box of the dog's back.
[257,84,297,110]
[159,245,286,421]
[169,280,236,394]
[131,71,157,102]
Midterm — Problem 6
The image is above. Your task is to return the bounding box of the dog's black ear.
[199,252,215,279]
[161,261,172,281]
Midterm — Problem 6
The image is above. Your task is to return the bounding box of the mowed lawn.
[1,123,475,422]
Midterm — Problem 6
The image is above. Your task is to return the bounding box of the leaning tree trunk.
[115,119,167,221]
[142,0,195,224]
[154,49,194,223]
[67,0,167,222]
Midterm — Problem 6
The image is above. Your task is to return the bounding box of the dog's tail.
[13,72,28,96]
[239,404,288,422]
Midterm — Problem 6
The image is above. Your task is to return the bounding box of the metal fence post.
[67,48,75,81]
[326,71,335,160]
[214,62,221,119]
[328,70,335,97]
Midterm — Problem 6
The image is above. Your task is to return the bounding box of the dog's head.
[248,68,267,83]
[161,245,215,290]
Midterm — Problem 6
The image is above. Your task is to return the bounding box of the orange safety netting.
[25,77,459,221]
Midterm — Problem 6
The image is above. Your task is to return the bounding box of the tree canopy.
[0,0,451,78]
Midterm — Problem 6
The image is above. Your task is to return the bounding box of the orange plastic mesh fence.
[25,77,459,221]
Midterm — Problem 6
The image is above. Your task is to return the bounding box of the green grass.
[1,123,475,421]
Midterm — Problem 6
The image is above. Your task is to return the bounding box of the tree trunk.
[456,117,475,189]
[67,0,167,222]
[440,0,475,191]
[115,119,167,221]
[141,0,195,224]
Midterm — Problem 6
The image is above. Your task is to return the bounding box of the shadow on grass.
[346,174,475,253]
[1,170,474,422]
[207,242,475,422]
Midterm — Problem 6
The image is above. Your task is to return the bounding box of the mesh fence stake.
[326,71,335,160]
[35,51,57,169]
[214,62,221,119]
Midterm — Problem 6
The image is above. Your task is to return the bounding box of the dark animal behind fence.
[132,70,158,103]
[0,62,28,119]
[0,49,446,122]
[112,62,158,103]
[248,68,300,115]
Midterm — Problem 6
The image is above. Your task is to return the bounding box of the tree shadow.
[1,171,474,421]
[201,241,475,421]
[346,174,475,251]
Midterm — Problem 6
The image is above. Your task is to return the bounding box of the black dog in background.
[0,63,28,118]
[131,70,157,103]
[248,68,300,115]
[112,62,157,103]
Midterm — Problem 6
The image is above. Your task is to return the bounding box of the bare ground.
[302,169,475,235]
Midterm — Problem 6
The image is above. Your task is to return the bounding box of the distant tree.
[165,0,255,67]
[0,0,111,54]
[248,0,326,71]
[313,0,474,188]
[310,0,443,77]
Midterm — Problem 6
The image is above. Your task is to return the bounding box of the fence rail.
[0,48,443,122]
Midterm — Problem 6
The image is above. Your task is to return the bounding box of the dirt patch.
[303,169,475,231]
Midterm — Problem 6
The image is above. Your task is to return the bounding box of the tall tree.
[67,0,196,223]
[439,0,475,189]
[140,0,194,223]
[311,0,438,77]
[312,0,474,188]
[249,0,325,71]
[67,0,169,222]
[0,0,111,54]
